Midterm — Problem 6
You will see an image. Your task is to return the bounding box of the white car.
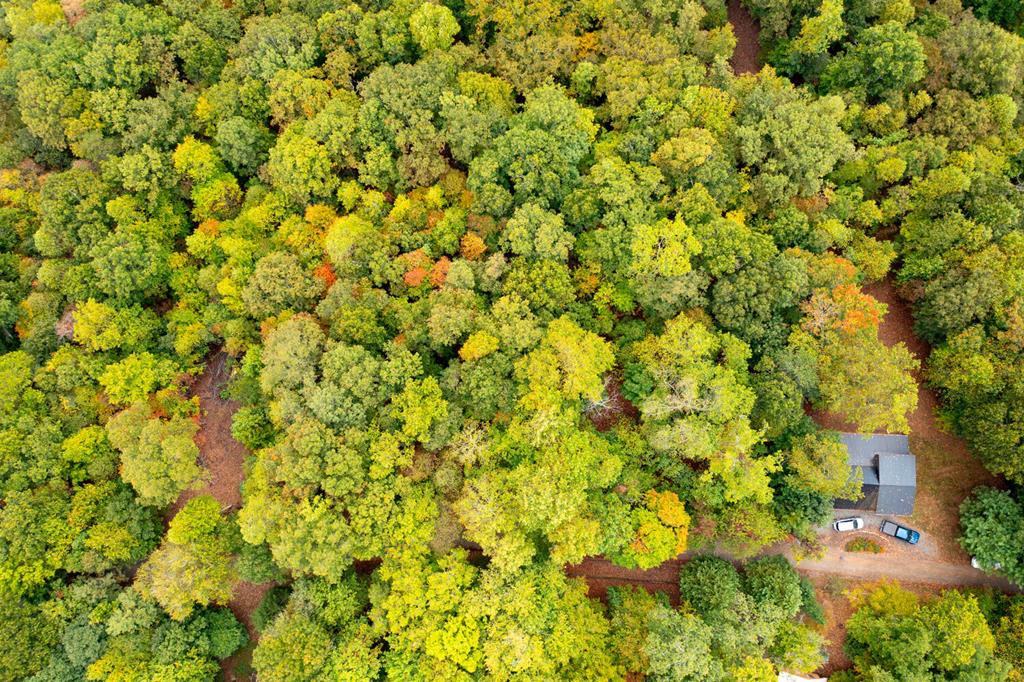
[833,517,865,532]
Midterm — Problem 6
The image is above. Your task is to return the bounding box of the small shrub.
[824,575,846,596]
[204,608,249,659]
[252,586,291,633]
[231,405,277,450]
[799,576,826,625]
[845,537,884,553]
[236,541,284,584]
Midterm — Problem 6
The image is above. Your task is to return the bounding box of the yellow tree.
[794,284,918,433]
[135,495,238,620]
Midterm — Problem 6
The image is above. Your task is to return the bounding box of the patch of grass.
[845,537,883,554]
[824,575,847,597]
[907,431,998,561]
[235,659,254,678]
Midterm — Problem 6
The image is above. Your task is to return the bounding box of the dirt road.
[567,556,684,603]
[728,0,762,75]
[567,546,1019,607]
[169,351,272,680]
[796,549,1020,592]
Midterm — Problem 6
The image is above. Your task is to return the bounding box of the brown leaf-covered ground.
[169,351,271,681]
[728,0,762,75]
[59,0,85,25]
[587,373,640,432]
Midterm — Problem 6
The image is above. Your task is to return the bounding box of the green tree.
[678,555,743,621]
[734,71,853,205]
[794,285,918,433]
[822,21,926,100]
[960,487,1024,585]
[135,495,238,620]
[965,0,1024,35]
[409,3,460,52]
[632,315,778,507]
[938,15,1024,98]
[0,593,58,679]
[502,203,574,261]
[645,605,720,681]
[468,85,597,215]
[98,352,178,406]
[844,582,1011,680]
[268,127,339,204]
[106,402,205,507]
[234,13,320,83]
[241,252,323,319]
[253,573,379,681]
[789,0,845,59]
[215,116,273,176]
[785,432,862,500]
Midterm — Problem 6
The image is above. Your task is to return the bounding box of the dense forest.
[2,0,1024,679]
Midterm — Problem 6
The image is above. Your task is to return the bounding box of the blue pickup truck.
[880,520,920,544]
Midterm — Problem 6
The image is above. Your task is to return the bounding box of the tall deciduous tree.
[794,285,918,433]
[135,495,238,620]
[844,582,1011,680]
[106,401,205,507]
[960,487,1024,585]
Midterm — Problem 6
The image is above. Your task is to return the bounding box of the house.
[833,433,916,516]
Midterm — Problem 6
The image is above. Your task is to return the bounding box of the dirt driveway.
[797,550,1018,591]
[567,539,1018,608]
[798,514,1019,592]
[825,511,941,559]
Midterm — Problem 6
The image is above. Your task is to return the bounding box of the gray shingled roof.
[839,433,910,466]
[878,452,915,487]
[877,453,916,515]
[859,465,879,487]
[834,433,916,516]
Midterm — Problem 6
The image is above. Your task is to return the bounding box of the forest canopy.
[1,0,1024,679]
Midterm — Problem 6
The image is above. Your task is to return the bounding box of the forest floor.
[728,0,762,75]
[59,0,85,25]
[169,351,270,682]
